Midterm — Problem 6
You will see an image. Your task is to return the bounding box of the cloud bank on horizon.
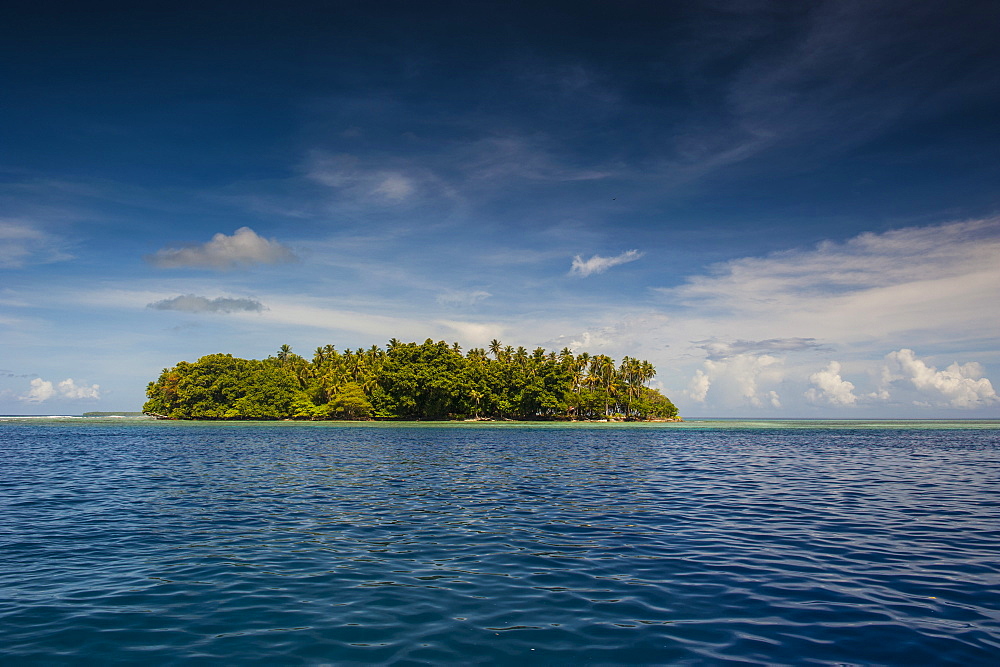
[1,1,998,416]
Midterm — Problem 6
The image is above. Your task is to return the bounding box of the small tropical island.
[143,339,679,421]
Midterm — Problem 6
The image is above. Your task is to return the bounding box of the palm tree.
[619,356,640,417]
[469,389,483,418]
[590,355,616,416]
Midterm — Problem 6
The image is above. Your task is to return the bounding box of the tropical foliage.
[144,339,679,421]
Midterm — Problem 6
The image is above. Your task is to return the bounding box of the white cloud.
[688,353,784,409]
[147,294,266,314]
[21,377,100,402]
[22,378,55,402]
[883,349,998,409]
[570,249,643,277]
[805,361,858,406]
[146,227,296,270]
[435,320,505,346]
[555,329,616,352]
[543,313,674,359]
[661,218,1000,350]
[674,218,1000,303]
[686,369,710,402]
[766,391,782,409]
[58,378,101,400]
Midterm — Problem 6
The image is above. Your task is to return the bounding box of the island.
[143,339,680,422]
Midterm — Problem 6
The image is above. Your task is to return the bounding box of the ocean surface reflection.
[2,421,999,664]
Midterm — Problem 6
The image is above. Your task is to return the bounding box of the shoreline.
[143,412,684,423]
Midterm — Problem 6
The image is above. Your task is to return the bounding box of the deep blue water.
[2,419,999,665]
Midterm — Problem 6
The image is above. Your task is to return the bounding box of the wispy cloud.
[570,249,643,277]
[662,218,1000,348]
[146,227,296,270]
[305,152,435,205]
[462,135,616,183]
[696,338,825,361]
[0,219,72,269]
[147,294,266,314]
[436,290,492,307]
[661,2,996,182]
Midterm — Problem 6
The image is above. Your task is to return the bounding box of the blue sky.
[2,0,999,417]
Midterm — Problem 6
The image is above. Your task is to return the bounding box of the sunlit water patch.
[2,421,999,664]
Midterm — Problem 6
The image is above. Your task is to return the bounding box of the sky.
[2,0,999,417]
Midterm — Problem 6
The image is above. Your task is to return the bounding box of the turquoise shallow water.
[2,420,999,664]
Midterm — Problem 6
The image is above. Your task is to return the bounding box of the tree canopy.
[144,339,679,421]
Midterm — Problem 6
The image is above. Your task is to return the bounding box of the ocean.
[2,418,999,664]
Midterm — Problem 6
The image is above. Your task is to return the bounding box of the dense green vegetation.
[143,339,679,421]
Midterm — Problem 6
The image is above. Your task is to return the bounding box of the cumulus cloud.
[146,227,296,270]
[147,294,266,314]
[687,353,784,408]
[570,250,643,277]
[883,349,998,409]
[805,361,858,406]
[21,378,100,402]
[58,378,101,399]
[686,369,710,403]
[22,378,55,402]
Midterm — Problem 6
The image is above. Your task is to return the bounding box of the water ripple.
[1,422,999,664]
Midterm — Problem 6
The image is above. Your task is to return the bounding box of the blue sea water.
[1,419,999,665]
